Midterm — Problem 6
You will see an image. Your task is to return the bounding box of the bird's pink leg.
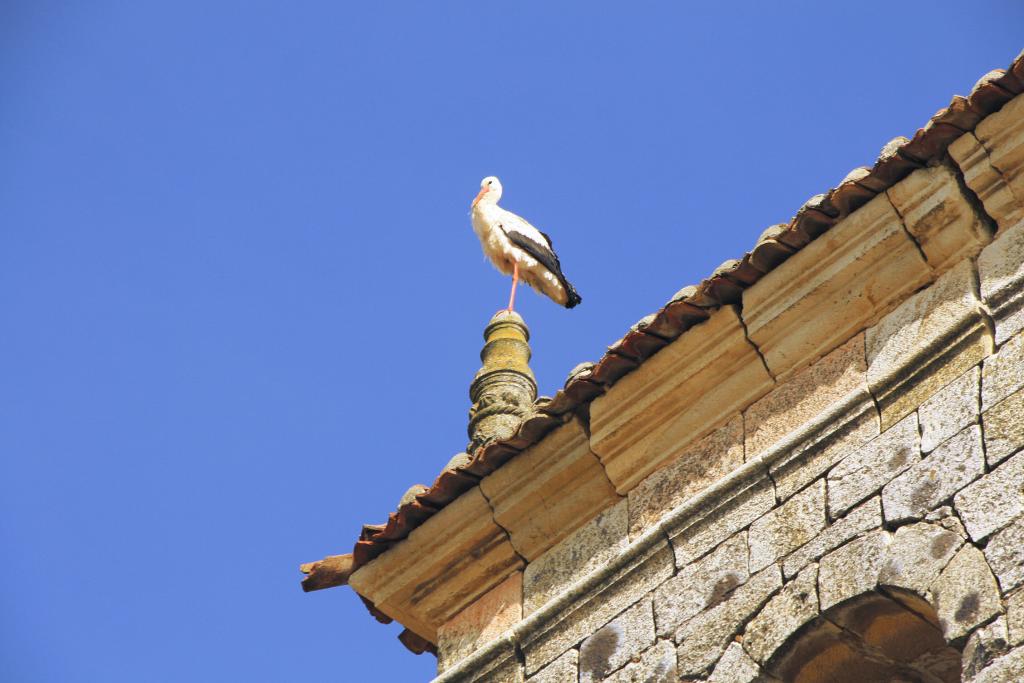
[507,262,520,312]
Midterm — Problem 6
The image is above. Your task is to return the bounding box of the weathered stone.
[949,130,1024,238]
[590,305,774,495]
[769,403,880,502]
[627,415,743,539]
[438,572,523,671]
[524,500,628,615]
[521,541,673,675]
[827,413,920,518]
[919,366,981,453]
[985,518,1024,594]
[579,599,655,683]
[878,522,963,595]
[348,486,524,641]
[481,419,620,561]
[818,530,890,610]
[972,647,1024,683]
[866,259,995,430]
[963,616,1010,680]
[926,505,970,539]
[653,533,749,637]
[527,649,577,683]
[978,220,1024,343]
[742,564,819,664]
[744,334,868,460]
[708,642,774,683]
[887,163,992,272]
[1007,590,1024,646]
[450,639,524,683]
[984,331,1024,410]
[468,311,536,452]
[603,640,676,683]
[931,545,1003,641]
[743,192,932,381]
[749,480,826,572]
[973,91,1024,230]
[666,476,774,568]
[782,497,882,579]
[675,566,783,677]
[882,425,985,523]
[984,386,1024,466]
[955,450,1024,542]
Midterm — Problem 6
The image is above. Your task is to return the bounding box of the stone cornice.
[589,305,775,494]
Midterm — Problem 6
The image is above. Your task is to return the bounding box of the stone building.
[301,54,1024,682]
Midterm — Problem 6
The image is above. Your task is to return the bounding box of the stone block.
[971,647,1024,683]
[578,599,654,683]
[878,522,963,595]
[984,386,1024,466]
[708,642,774,683]
[769,403,880,502]
[521,541,673,675]
[882,425,985,523]
[603,640,677,683]
[438,572,523,672]
[1007,590,1024,647]
[742,192,932,381]
[627,415,743,539]
[348,486,524,641]
[982,330,1024,411]
[887,163,992,272]
[963,616,1011,680]
[985,518,1024,595]
[524,500,628,616]
[744,334,868,461]
[919,366,981,453]
[653,533,749,637]
[480,419,620,561]
[955,450,1024,542]
[974,93,1024,230]
[782,496,882,579]
[742,564,819,664]
[866,259,995,430]
[675,566,783,677]
[931,545,1003,641]
[818,530,890,610]
[749,480,826,572]
[949,131,1024,237]
[527,649,577,683]
[978,220,1024,343]
[590,305,774,495]
[666,475,774,568]
[444,638,523,683]
[827,413,920,518]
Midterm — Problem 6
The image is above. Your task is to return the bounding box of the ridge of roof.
[339,52,1024,629]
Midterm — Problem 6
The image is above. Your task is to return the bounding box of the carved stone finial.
[468,310,537,451]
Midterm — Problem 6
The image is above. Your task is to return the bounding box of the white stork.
[470,176,582,311]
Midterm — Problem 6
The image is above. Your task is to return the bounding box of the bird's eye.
[487,180,493,186]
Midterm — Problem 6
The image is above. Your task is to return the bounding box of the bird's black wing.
[500,225,582,308]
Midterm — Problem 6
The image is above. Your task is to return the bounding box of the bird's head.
[472,176,503,208]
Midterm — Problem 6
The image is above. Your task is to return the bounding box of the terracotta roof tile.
[319,52,1024,649]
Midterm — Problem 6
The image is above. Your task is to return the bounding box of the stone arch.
[709,520,1007,682]
[767,588,961,682]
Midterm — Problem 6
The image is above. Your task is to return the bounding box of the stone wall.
[424,94,1024,683]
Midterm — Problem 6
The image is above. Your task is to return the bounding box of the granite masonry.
[307,58,1024,682]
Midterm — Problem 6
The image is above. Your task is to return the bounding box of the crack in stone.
[737,305,776,382]
[884,188,931,268]
[477,484,529,566]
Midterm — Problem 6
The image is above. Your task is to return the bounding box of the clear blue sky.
[1,3,1020,681]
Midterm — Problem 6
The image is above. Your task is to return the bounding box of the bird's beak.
[472,187,488,208]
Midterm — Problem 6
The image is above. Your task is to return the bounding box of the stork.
[470,176,582,311]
